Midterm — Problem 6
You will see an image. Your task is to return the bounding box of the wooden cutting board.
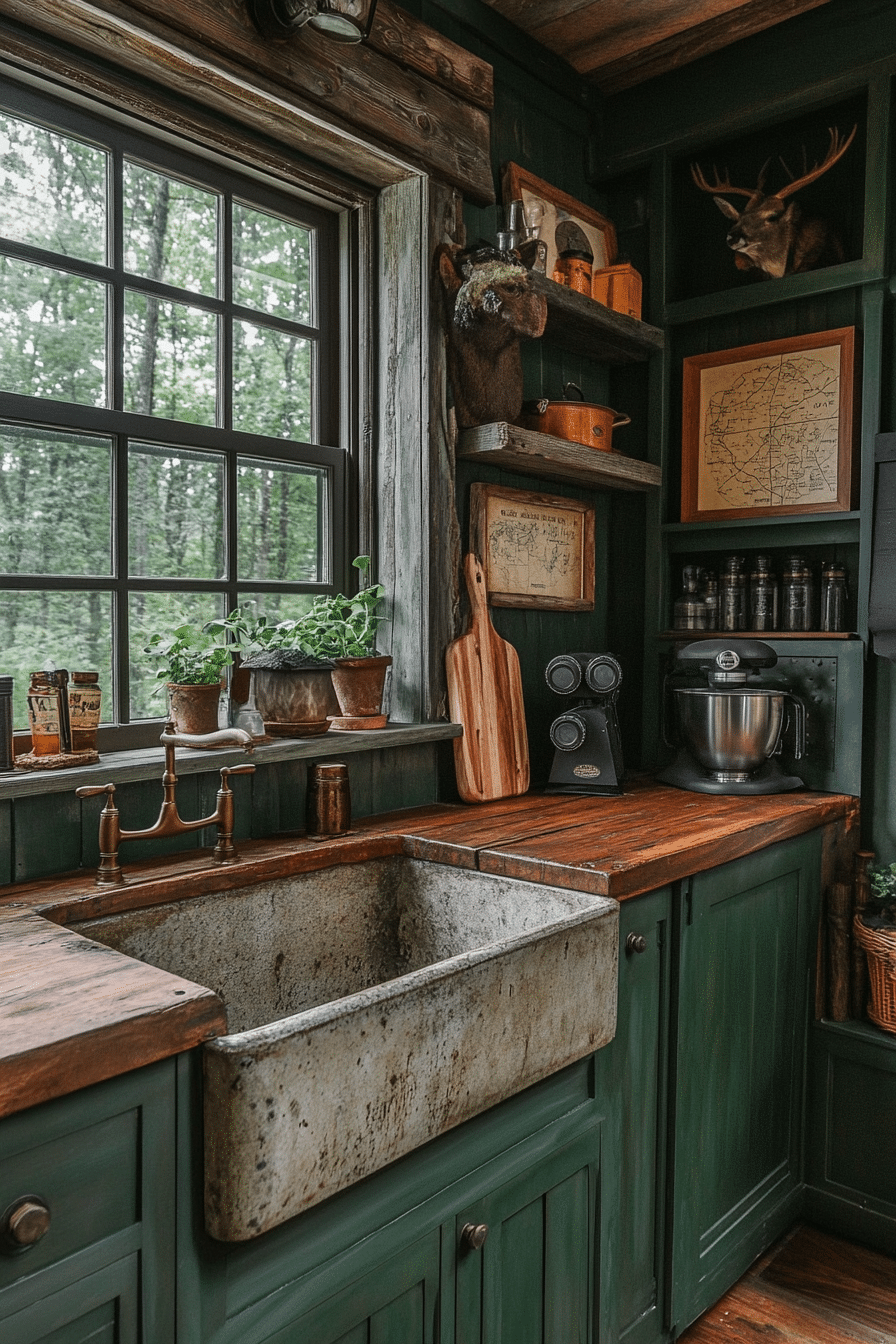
[446,553,530,803]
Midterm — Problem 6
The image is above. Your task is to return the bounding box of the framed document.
[470,483,595,611]
[681,327,856,522]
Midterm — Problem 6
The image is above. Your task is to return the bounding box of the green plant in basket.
[864,863,896,929]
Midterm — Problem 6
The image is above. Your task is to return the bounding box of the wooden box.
[591,263,642,320]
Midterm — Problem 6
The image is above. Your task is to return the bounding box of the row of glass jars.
[673,555,848,633]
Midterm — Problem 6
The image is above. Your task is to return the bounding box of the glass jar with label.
[782,555,813,631]
[27,670,63,755]
[820,562,848,632]
[749,554,779,631]
[673,565,708,631]
[69,671,102,752]
[720,555,747,631]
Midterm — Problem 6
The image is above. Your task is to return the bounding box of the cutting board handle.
[464,552,489,627]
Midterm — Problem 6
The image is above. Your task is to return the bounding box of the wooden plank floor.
[679,1225,896,1342]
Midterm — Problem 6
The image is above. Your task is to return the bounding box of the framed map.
[470,483,594,610]
[681,327,856,522]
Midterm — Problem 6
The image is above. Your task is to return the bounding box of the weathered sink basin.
[72,856,617,1240]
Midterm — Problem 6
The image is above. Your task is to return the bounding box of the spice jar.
[820,561,848,632]
[720,555,747,631]
[749,555,779,631]
[673,565,708,630]
[782,555,814,631]
[27,670,63,756]
[69,671,102,752]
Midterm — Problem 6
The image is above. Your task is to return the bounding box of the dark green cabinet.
[0,1063,176,1344]
[261,1231,441,1344]
[593,886,672,1344]
[669,830,822,1334]
[593,832,822,1344]
[453,1122,600,1344]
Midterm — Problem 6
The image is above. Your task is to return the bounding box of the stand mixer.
[657,638,806,795]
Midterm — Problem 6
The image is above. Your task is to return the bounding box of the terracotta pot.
[330,655,392,721]
[519,382,630,452]
[167,681,221,736]
[251,667,339,737]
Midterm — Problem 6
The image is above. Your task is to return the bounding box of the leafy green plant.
[210,557,387,665]
[144,622,234,686]
[863,863,896,929]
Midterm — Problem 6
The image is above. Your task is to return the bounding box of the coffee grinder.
[658,638,806,795]
[545,652,624,795]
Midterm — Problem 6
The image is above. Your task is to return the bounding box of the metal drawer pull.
[460,1222,489,1250]
[2,1197,51,1250]
[625,933,647,955]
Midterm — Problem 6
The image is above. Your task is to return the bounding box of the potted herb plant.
[217,558,390,734]
[854,862,896,1035]
[144,622,233,735]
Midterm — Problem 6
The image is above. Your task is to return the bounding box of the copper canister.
[306,761,351,837]
[552,249,593,295]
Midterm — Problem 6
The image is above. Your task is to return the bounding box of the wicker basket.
[854,913,896,1034]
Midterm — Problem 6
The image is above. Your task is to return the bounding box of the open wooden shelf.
[658,630,860,640]
[529,270,664,364]
[457,422,662,491]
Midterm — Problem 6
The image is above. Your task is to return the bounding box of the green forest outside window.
[0,80,348,731]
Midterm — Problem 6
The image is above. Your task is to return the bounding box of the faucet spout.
[76,722,256,885]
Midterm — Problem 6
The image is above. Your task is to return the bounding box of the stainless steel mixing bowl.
[674,687,785,781]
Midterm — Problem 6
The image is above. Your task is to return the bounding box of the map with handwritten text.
[697,347,842,512]
[485,501,584,603]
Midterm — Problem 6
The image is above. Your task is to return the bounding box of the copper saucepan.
[519,382,631,453]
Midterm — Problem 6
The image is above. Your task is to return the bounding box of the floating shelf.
[457,422,662,491]
[528,270,664,364]
[658,630,860,641]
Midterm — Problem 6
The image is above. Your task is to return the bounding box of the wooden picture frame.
[470,483,595,611]
[681,327,856,522]
[502,162,617,280]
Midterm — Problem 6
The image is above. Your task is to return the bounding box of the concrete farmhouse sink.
[71,856,618,1240]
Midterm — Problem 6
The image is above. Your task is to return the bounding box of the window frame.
[0,72,361,743]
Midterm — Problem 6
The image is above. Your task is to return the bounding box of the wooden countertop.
[0,778,858,1119]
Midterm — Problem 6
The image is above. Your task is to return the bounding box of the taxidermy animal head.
[690,125,856,279]
[438,243,547,430]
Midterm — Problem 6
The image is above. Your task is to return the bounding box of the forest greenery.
[0,105,330,728]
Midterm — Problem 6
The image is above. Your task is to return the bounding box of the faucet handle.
[220,764,256,784]
[75,783,116,802]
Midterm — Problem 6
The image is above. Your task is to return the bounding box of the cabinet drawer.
[0,1108,138,1291]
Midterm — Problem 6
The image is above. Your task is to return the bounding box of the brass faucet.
[75,722,256,886]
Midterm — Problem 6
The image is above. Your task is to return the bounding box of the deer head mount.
[438,243,547,430]
[691,124,857,279]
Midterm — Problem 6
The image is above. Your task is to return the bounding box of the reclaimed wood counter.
[0,777,858,1118]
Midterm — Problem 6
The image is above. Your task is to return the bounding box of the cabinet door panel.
[263,1230,439,1344]
[670,833,820,1332]
[0,1255,138,1344]
[455,1121,599,1344]
[593,887,671,1344]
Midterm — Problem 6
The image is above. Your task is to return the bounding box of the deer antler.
[776,124,857,198]
[690,161,758,198]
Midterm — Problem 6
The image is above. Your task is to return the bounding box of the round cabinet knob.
[625,932,647,956]
[3,1197,51,1249]
[460,1222,489,1251]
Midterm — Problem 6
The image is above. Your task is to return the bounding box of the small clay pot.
[252,667,339,737]
[330,655,392,721]
[167,681,221,736]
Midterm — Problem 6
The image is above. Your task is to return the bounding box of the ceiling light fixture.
[250,0,378,44]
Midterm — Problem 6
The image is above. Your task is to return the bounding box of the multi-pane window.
[0,84,346,730]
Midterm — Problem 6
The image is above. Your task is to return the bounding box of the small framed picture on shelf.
[501,162,617,281]
[470,482,595,611]
[681,326,856,522]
